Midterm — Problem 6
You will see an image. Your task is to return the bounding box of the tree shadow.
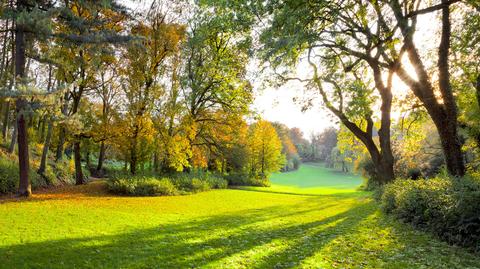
[1,188,478,268]
[0,197,374,268]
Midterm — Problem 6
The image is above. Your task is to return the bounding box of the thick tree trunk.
[38,118,53,175]
[433,114,465,176]
[392,1,465,177]
[16,99,30,196]
[15,3,30,196]
[74,141,84,185]
[97,141,105,171]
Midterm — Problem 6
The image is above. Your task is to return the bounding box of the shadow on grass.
[0,181,116,204]
[1,195,478,268]
[231,185,369,198]
[0,198,375,268]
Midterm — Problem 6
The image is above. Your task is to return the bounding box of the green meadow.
[1,164,478,268]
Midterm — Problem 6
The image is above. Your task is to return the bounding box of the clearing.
[0,163,478,268]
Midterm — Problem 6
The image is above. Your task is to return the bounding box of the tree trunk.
[130,141,137,175]
[153,152,158,172]
[15,2,30,196]
[86,150,90,169]
[16,99,30,196]
[97,141,105,172]
[74,141,84,185]
[39,115,46,141]
[392,1,465,177]
[55,91,69,162]
[38,118,53,175]
[2,101,9,140]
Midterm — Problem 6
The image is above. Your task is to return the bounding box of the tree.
[181,10,253,168]
[3,0,130,195]
[120,10,184,174]
[272,122,299,171]
[247,120,285,177]
[312,127,338,162]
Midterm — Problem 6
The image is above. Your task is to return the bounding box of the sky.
[252,83,337,137]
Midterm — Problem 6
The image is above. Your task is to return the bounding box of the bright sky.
[252,84,337,137]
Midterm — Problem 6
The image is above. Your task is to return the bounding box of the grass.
[238,163,364,195]
[0,164,479,268]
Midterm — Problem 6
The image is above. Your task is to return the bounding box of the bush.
[108,171,228,196]
[53,160,75,184]
[0,157,19,193]
[225,172,271,187]
[170,171,227,192]
[190,178,210,193]
[0,154,49,194]
[381,175,480,250]
[108,177,177,196]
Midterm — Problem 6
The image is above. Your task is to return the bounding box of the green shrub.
[205,175,228,189]
[381,175,480,250]
[225,172,271,187]
[170,171,227,191]
[0,156,49,194]
[135,178,177,196]
[190,178,210,193]
[108,177,177,196]
[54,160,75,184]
[0,157,19,193]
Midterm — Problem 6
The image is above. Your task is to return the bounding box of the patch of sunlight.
[206,239,290,268]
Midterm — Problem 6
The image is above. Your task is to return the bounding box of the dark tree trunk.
[38,118,53,175]
[97,141,105,171]
[55,91,69,162]
[153,152,158,172]
[436,0,465,177]
[39,115,46,141]
[2,101,9,140]
[74,141,84,185]
[392,0,465,177]
[86,150,90,169]
[130,142,137,175]
[15,1,30,196]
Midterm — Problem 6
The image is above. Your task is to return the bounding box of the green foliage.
[225,172,270,187]
[108,170,228,196]
[0,157,18,193]
[109,177,178,196]
[381,175,480,250]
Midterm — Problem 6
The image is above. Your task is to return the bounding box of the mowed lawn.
[1,165,479,268]
[239,163,364,195]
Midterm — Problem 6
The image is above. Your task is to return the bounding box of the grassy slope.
[239,163,364,195]
[0,165,479,268]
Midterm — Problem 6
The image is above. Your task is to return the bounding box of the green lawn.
[239,163,364,195]
[0,164,479,268]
